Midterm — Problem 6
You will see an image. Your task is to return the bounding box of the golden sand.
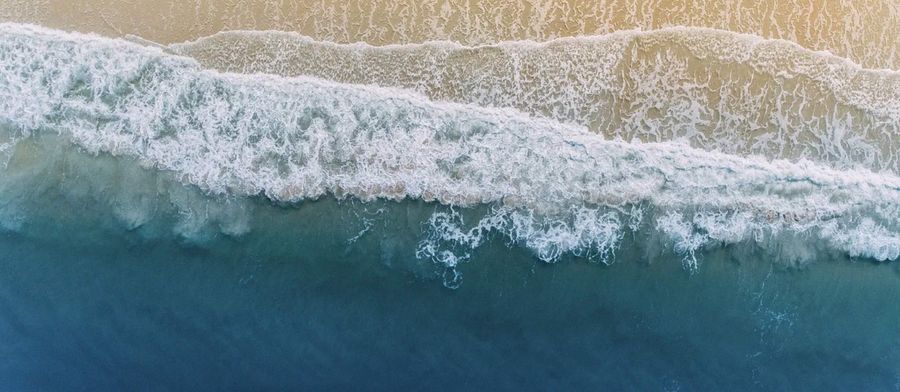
[1,0,898,69]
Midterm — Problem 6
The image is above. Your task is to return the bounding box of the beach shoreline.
[2,0,899,69]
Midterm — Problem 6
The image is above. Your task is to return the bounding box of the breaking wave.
[171,28,900,173]
[1,24,897,285]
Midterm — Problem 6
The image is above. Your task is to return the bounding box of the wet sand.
[1,0,899,69]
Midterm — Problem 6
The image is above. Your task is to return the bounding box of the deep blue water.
[1,196,898,390]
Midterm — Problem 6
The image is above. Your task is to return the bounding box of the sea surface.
[0,2,899,390]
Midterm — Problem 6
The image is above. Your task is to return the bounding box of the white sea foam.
[0,24,897,269]
[170,28,900,174]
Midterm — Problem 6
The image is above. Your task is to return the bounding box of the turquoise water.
[0,24,899,390]
[2,194,899,390]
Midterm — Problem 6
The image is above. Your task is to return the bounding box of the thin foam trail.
[1,0,898,69]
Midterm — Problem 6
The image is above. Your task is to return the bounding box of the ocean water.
[0,17,899,391]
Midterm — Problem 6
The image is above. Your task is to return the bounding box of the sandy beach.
[2,0,899,69]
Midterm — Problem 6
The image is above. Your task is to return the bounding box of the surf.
[0,24,897,279]
[170,27,900,174]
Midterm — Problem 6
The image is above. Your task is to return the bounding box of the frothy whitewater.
[1,24,897,278]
